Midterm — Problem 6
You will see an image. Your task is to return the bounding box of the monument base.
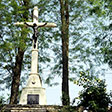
[1,105,59,112]
[19,87,47,105]
[1,105,77,112]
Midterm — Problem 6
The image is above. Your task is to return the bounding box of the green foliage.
[75,71,111,112]
[0,0,32,90]
[59,106,76,112]
[93,24,112,68]
[87,0,112,69]
[69,0,112,79]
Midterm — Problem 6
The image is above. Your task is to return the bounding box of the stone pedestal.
[19,87,47,105]
[19,74,47,105]
[19,39,47,105]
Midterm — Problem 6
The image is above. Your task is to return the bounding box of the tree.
[0,0,31,104]
[9,0,30,104]
[59,0,70,105]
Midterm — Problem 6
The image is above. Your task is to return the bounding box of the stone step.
[1,105,62,112]
[11,108,47,112]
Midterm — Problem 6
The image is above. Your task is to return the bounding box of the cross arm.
[14,22,33,26]
[14,22,57,27]
[37,23,57,27]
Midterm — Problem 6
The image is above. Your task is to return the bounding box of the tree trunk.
[10,48,24,104]
[59,0,70,105]
[10,0,29,104]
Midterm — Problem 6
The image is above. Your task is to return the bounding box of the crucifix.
[15,6,56,105]
[15,6,56,75]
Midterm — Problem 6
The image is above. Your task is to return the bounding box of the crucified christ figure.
[24,22,47,48]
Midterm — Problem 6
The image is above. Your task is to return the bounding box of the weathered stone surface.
[1,105,111,112]
[1,105,63,112]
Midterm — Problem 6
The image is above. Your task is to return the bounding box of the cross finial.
[33,6,38,24]
[34,6,38,10]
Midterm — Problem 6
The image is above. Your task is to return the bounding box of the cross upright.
[15,6,56,105]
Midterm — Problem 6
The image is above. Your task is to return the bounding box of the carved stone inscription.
[27,94,39,104]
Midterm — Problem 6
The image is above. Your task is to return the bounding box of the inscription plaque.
[27,94,39,104]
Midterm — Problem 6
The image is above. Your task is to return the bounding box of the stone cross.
[17,6,56,105]
[15,6,56,75]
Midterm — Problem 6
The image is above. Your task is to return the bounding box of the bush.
[77,72,111,112]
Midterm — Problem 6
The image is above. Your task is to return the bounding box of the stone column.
[31,49,38,74]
